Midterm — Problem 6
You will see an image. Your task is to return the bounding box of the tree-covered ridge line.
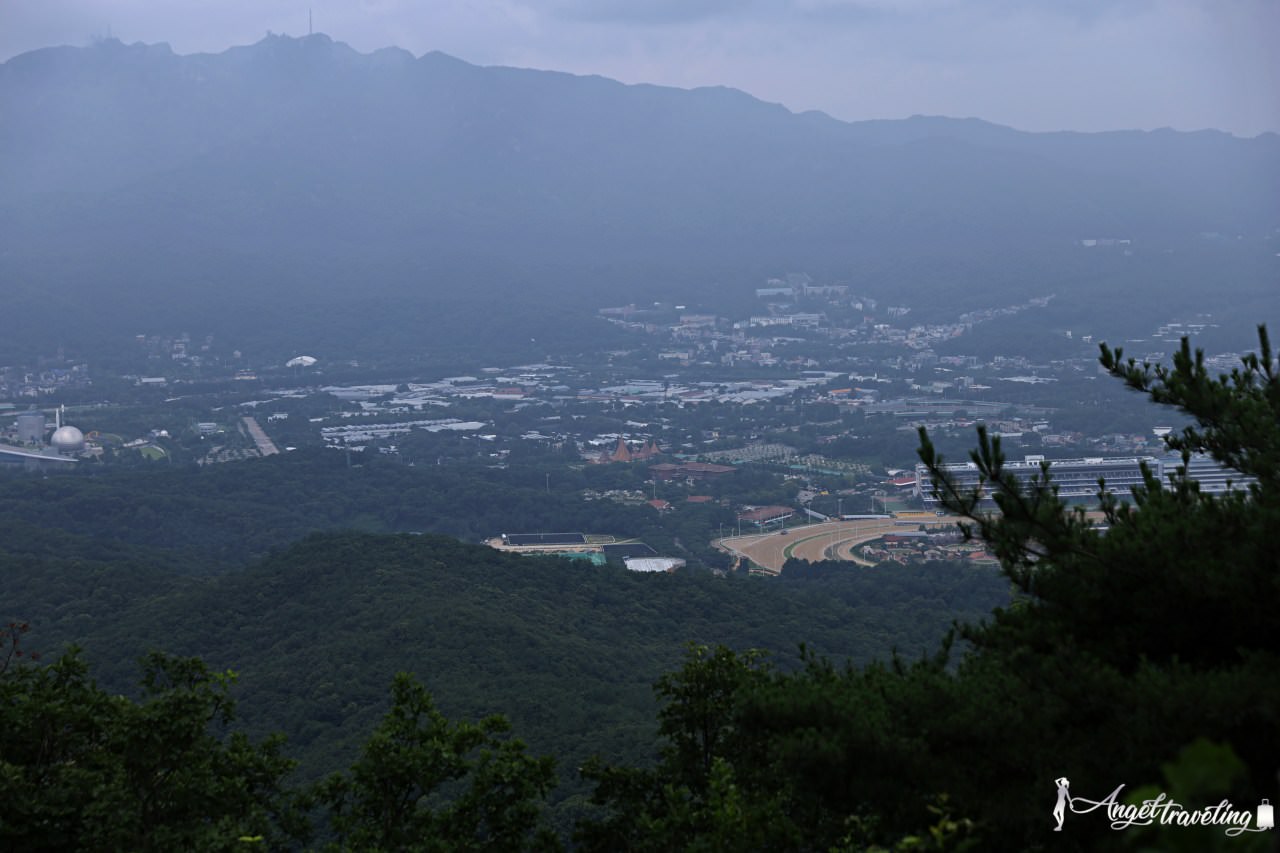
[555,329,1278,849]
[0,635,557,851]
[0,439,800,573]
[1,528,1007,834]
[4,327,1276,849]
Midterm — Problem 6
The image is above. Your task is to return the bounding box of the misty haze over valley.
[1,13,1277,851]
[2,33,1277,365]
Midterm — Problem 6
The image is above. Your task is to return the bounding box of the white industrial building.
[1,407,84,468]
[624,557,685,573]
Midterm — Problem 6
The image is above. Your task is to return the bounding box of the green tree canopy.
[580,327,1278,850]
[0,646,303,852]
[316,672,559,852]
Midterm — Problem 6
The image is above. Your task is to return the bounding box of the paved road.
[241,416,279,457]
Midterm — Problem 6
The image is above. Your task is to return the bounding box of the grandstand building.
[650,461,736,482]
[915,454,1250,509]
[488,532,605,564]
[736,505,796,528]
[1161,454,1254,495]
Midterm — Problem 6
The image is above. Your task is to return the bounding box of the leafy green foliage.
[651,645,772,793]
[316,673,558,852]
[1102,326,1278,493]
[578,643,984,852]
[908,326,1278,844]
[917,328,1279,676]
[10,323,1270,847]
[0,650,302,852]
[0,446,776,574]
[575,645,802,851]
[1124,739,1270,853]
[1,529,1007,839]
[579,328,1278,849]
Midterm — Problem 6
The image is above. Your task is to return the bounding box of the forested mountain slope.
[0,448,733,574]
[1,529,1008,817]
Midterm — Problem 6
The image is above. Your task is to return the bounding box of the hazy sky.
[3,0,1277,136]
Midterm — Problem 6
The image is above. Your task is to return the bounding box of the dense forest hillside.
[0,447,767,573]
[0,529,1008,822]
[3,329,1275,848]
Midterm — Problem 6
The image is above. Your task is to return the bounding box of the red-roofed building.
[598,437,664,464]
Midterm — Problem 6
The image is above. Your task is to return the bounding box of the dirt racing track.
[719,517,957,573]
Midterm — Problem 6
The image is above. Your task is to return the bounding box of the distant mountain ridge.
[1,34,1277,360]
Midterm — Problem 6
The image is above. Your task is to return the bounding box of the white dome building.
[50,425,85,454]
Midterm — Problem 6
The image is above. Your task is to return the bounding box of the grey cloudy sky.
[3,0,1277,136]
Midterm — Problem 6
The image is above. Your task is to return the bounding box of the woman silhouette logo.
[1053,777,1071,831]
